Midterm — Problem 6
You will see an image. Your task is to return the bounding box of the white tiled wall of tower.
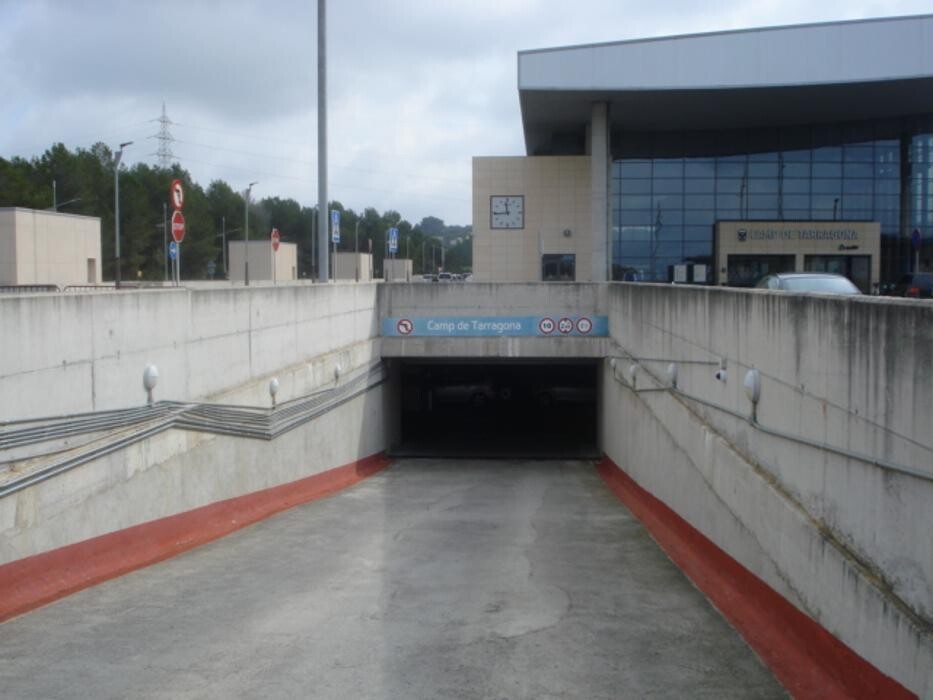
[472,156,592,281]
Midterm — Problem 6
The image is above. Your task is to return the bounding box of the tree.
[0,141,470,281]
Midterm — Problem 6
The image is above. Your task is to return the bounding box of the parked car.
[437,272,453,282]
[754,273,861,295]
[892,272,933,298]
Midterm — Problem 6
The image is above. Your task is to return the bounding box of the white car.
[755,273,861,295]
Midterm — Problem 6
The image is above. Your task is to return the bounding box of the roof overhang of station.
[518,15,933,155]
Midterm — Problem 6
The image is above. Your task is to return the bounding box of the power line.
[171,153,469,203]
[171,136,467,186]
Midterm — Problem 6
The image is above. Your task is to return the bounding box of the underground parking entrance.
[391,359,600,459]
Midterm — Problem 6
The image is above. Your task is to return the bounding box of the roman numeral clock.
[490,195,524,229]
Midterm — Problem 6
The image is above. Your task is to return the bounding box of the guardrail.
[0,362,387,498]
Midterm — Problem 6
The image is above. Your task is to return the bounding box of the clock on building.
[490,195,524,229]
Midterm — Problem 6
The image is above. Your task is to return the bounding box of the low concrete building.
[334,252,373,281]
[228,241,297,283]
[384,258,413,282]
[0,208,102,286]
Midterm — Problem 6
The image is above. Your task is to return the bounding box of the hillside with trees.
[0,143,472,280]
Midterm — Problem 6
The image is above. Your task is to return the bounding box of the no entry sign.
[171,210,186,243]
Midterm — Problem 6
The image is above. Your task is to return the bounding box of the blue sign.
[382,315,608,337]
[168,240,178,260]
[388,227,399,254]
[331,210,341,243]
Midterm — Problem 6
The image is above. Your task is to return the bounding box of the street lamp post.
[218,224,241,279]
[244,181,258,285]
[354,218,362,281]
[163,203,168,281]
[222,216,227,277]
[114,141,133,287]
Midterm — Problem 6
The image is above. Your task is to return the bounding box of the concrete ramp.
[0,459,783,699]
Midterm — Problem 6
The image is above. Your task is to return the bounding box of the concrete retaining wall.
[0,283,380,420]
[601,283,933,696]
[1,282,390,565]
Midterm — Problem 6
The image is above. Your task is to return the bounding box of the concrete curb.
[596,456,915,700]
[0,452,391,624]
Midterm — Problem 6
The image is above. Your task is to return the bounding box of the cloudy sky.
[1,1,930,225]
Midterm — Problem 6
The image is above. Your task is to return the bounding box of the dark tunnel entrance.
[393,360,600,459]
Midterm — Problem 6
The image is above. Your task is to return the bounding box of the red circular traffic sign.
[396,319,413,335]
[170,179,184,210]
[171,210,186,243]
[558,317,574,334]
[538,317,555,335]
[576,317,593,335]
[271,228,280,252]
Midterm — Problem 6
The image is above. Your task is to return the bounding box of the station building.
[472,14,933,291]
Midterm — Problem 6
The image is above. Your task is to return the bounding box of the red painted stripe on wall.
[0,453,391,624]
[596,456,915,700]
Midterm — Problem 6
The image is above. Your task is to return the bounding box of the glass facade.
[610,118,933,285]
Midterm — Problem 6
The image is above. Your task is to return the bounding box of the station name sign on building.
[382,315,609,337]
[735,226,862,242]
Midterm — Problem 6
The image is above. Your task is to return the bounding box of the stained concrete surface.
[0,459,785,699]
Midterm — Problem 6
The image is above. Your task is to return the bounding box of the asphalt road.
[0,459,785,699]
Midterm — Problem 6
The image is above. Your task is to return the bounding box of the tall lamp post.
[244,181,258,285]
[114,141,133,287]
[218,222,241,279]
[354,218,362,281]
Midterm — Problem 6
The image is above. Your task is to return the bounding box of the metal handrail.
[607,359,933,484]
[0,362,387,498]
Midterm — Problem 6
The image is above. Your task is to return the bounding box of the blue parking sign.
[388,227,399,254]
[331,209,340,243]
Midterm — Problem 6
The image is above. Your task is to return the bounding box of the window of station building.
[611,122,933,283]
[541,254,575,282]
[727,255,795,287]
[805,255,871,293]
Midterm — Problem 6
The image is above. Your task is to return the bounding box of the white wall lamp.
[666,362,678,389]
[143,364,159,406]
[627,363,640,389]
[744,368,762,423]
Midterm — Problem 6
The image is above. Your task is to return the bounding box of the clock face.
[490,195,524,229]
